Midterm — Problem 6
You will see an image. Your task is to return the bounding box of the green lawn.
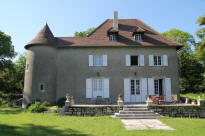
[0,105,205,136]
[180,93,205,101]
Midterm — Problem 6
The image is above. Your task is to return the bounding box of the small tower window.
[134,34,142,42]
[109,34,116,42]
[39,83,45,92]
[26,64,29,71]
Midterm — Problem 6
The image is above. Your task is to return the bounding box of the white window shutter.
[163,55,168,66]
[86,78,92,98]
[125,55,130,66]
[149,55,154,66]
[124,78,130,102]
[141,78,147,102]
[165,78,172,102]
[88,55,93,66]
[139,55,144,66]
[103,54,107,66]
[148,78,154,95]
[103,78,109,98]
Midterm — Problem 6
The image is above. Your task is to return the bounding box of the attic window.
[134,34,142,42]
[109,34,116,42]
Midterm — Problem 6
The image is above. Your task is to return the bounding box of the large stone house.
[23,12,182,107]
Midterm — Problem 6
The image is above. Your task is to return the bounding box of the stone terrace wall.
[62,105,123,116]
[149,104,204,118]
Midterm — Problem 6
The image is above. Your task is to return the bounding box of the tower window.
[109,34,116,42]
[134,34,142,42]
[39,83,45,92]
[26,64,29,71]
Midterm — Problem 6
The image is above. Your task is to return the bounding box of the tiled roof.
[25,19,182,49]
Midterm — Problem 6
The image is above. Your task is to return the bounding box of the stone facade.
[61,105,123,116]
[23,45,180,107]
[149,104,205,118]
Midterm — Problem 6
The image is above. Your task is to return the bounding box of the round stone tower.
[23,24,57,108]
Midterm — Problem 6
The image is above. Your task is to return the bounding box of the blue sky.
[0,0,204,57]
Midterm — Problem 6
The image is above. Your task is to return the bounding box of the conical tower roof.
[25,24,56,48]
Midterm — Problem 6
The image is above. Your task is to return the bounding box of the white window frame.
[93,55,103,66]
[154,55,162,66]
[92,79,104,98]
[109,34,116,42]
[130,79,140,95]
[154,80,159,95]
[134,34,142,42]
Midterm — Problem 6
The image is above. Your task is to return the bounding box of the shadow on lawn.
[0,124,90,136]
[0,108,23,114]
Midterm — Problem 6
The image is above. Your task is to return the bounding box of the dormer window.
[132,27,145,42]
[109,34,116,42]
[134,34,142,42]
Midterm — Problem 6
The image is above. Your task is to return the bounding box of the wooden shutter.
[86,78,92,98]
[149,55,154,66]
[125,55,130,66]
[124,78,130,102]
[103,54,107,66]
[103,78,109,98]
[163,55,168,66]
[148,78,154,95]
[165,78,172,102]
[141,78,147,102]
[139,55,144,66]
[88,55,93,66]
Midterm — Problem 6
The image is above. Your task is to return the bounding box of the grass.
[180,93,205,101]
[0,105,205,136]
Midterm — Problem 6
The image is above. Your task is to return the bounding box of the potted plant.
[185,96,189,104]
[117,93,123,106]
[198,96,202,105]
[65,93,70,107]
[146,95,153,106]
[71,96,75,105]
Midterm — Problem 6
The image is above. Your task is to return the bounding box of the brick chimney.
[113,11,118,30]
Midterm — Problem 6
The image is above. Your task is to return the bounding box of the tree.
[162,29,205,93]
[74,27,96,37]
[0,53,26,94]
[196,15,205,50]
[196,15,205,26]
[0,31,16,71]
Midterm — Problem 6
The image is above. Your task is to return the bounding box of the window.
[154,79,163,95]
[131,80,140,95]
[39,83,45,92]
[109,34,116,42]
[131,56,139,66]
[134,34,142,41]
[26,64,29,71]
[93,55,103,66]
[154,56,162,66]
[92,79,104,97]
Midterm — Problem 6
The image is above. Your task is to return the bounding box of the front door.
[130,79,141,102]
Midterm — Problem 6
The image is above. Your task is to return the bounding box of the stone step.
[123,108,148,111]
[119,110,154,114]
[115,116,158,119]
[115,113,159,117]
[123,105,147,108]
[114,113,160,119]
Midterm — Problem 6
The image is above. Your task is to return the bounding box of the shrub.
[28,101,50,113]
[57,97,66,107]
